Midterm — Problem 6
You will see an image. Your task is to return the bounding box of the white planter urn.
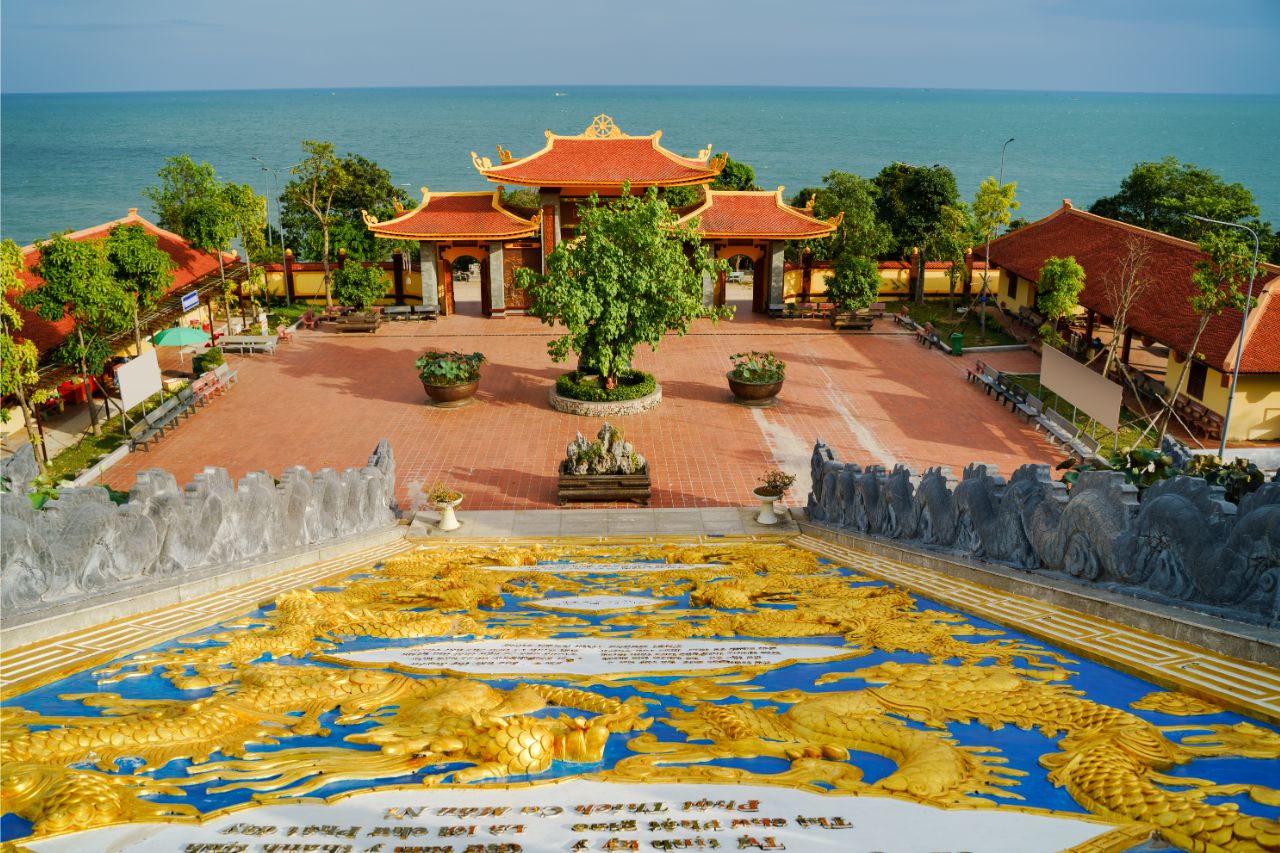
[435,495,463,532]
[753,487,782,525]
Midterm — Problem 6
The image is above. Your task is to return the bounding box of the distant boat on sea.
[555,92,567,97]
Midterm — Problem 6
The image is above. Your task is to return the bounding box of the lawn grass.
[887,299,1020,348]
[1005,373,1156,453]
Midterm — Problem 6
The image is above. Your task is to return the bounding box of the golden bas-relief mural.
[2,542,1279,853]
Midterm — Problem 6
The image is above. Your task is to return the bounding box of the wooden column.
[1122,328,1134,365]
[283,249,295,302]
[391,250,405,304]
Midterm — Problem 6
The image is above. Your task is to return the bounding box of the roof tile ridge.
[472,132,557,175]
[488,187,539,228]
[1067,207,1280,277]
[21,211,137,254]
[649,132,717,170]
[364,187,432,229]
[985,204,1070,251]
[676,185,715,226]
[1230,276,1280,371]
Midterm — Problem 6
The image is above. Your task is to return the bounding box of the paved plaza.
[104,295,1051,509]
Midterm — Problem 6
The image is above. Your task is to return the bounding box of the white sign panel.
[21,780,1115,853]
[1040,345,1123,433]
[114,348,162,412]
[529,594,669,612]
[331,639,851,676]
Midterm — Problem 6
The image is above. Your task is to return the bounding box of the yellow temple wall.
[783,265,967,301]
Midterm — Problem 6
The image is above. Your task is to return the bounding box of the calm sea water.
[3,86,1278,246]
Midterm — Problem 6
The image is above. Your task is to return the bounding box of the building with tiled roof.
[16,209,236,358]
[365,115,836,318]
[978,201,1280,441]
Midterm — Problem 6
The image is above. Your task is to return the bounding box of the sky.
[3,0,1279,95]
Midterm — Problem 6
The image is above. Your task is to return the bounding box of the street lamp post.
[980,138,1015,336]
[252,156,291,306]
[1183,213,1261,457]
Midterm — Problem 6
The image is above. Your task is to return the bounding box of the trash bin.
[950,332,964,356]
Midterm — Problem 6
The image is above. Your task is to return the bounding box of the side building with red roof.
[363,115,839,318]
[977,201,1280,442]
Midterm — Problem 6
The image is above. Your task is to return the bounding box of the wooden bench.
[1039,408,1100,459]
[965,359,989,385]
[830,310,874,331]
[213,363,238,390]
[220,334,278,354]
[333,315,380,333]
[384,305,413,320]
[411,304,439,321]
[915,321,945,350]
[301,310,318,330]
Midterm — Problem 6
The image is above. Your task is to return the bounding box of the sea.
[3,86,1278,246]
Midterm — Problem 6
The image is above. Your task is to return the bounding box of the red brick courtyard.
[103,296,1054,510]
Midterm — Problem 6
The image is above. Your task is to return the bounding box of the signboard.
[114,348,162,412]
[1040,345,1122,433]
[180,290,199,312]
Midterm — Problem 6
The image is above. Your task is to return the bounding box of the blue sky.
[3,0,1278,94]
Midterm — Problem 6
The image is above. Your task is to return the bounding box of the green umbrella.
[151,326,211,347]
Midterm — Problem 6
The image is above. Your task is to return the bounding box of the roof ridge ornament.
[496,145,513,164]
[582,114,625,138]
[471,151,494,170]
[696,144,713,161]
[709,153,728,174]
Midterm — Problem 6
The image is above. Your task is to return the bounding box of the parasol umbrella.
[151,326,211,369]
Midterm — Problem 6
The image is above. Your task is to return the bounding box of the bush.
[415,350,485,386]
[196,346,224,374]
[333,263,390,311]
[556,369,656,402]
[729,351,784,383]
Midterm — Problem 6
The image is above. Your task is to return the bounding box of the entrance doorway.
[440,247,488,317]
[716,247,764,313]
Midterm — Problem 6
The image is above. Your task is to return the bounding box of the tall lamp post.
[979,137,1015,336]
[252,156,292,306]
[1184,213,1261,457]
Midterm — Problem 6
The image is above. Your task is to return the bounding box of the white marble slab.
[330,638,851,675]
[528,594,669,612]
[22,780,1116,853]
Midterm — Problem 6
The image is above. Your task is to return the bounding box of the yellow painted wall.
[783,266,966,301]
[1229,374,1280,440]
[262,268,405,304]
[995,271,1036,313]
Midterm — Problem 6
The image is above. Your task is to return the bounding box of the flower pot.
[423,379,479,407]
[727,372,783,405]
[435,494,463,531]
[753,487,783,525]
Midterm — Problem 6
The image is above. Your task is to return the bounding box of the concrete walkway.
[406,506,800,538]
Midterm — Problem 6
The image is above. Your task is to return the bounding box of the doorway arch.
[440,246,489,316]
[715,245,765,312]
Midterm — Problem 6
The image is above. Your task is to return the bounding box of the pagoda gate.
[364,115,839,317]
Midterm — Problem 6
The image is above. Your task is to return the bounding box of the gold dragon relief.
[2,542,1279,853]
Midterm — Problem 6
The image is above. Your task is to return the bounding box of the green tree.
[1089,156,1276,261]
[1035,256,1086,347]
[105,224,176,356]
[501,187,541,211]
[332,263,390,312]
[658,185,702,209]
[1,239,51,471]
[1157,231,1259,442]
[143,155,220,235]
[21,234,130,436]
[872,162,961,260]
[924,204,977,308]
[516,186,729,388]
[973,176,1020,238]
[711,155,759,191]
[283,151,410,264]
[284,141,349,306]
[184,196,239,336]
[827,254,880,313]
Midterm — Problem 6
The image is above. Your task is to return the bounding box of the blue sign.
[180,291,199,312]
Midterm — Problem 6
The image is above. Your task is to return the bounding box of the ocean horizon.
[4,85,1278,246]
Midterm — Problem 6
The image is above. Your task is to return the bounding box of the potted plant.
[727,351,785,404]
[753,469,795,525]
[426,480,464,531]
[415,350,486,407]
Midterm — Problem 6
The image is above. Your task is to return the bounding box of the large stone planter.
[558,473,652,506]
[727,373,783,405]
[423,379,479,408]
[548,385,663,416]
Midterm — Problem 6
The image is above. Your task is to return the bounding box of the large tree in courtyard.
[797,171,891,311]
[1035,256,1086,347]
[873,163,961,301]
[21,234,131,436]
[1,239,51,470]
[282,152,412,263]
[516,186,729,388]
[105,224,176,356]
[284,141,349,307]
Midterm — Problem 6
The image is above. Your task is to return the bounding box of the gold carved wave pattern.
[1,543,1278,853]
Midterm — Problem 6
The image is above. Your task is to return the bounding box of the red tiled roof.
[364,189,538,240]
[473,115,722,188]
[981,203,1280,373]
[680,189,840,240]
[16,210,232,356]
